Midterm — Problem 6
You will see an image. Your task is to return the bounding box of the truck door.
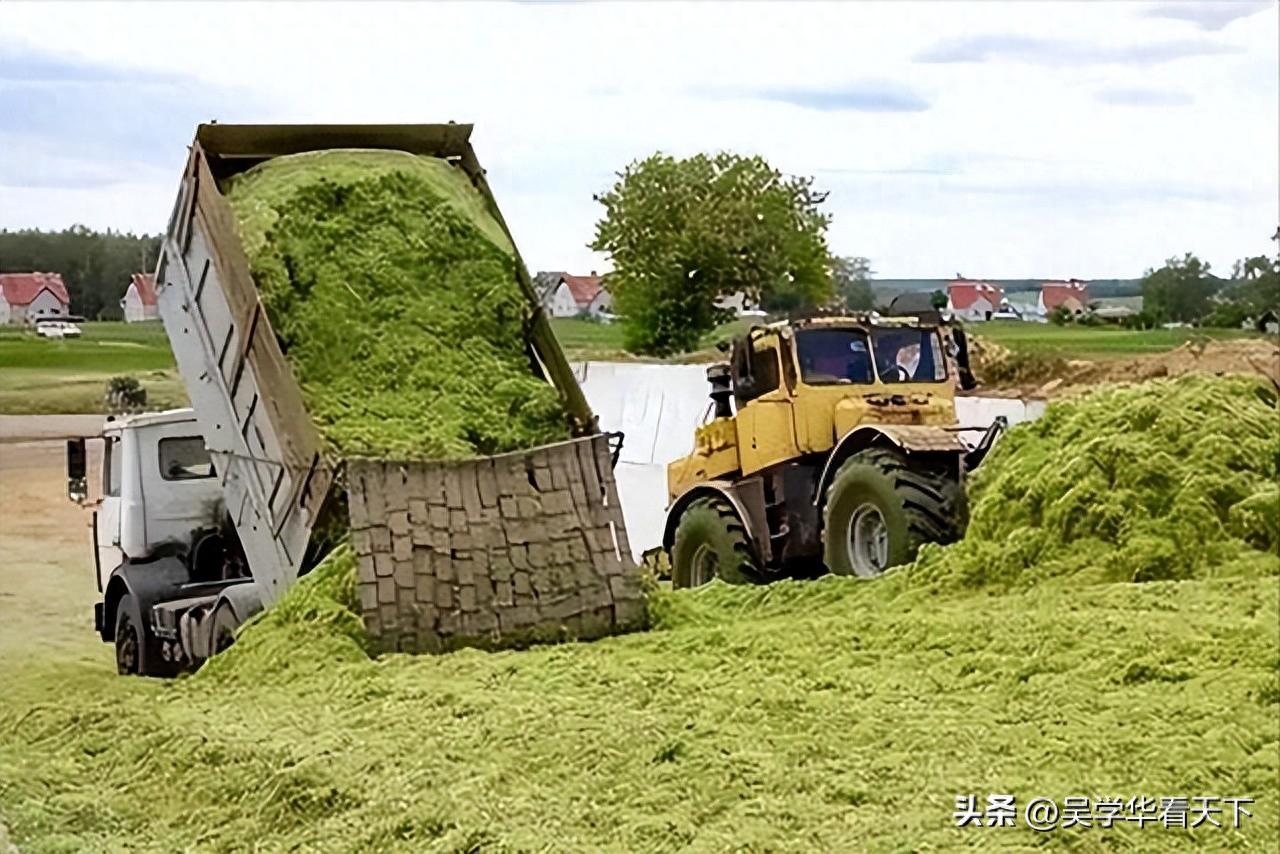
[96,434,124,586]
[734,334,799,475]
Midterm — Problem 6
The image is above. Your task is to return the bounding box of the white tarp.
[574,361,1045,559]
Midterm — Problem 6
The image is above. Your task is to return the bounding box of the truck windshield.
[870,327,947,383]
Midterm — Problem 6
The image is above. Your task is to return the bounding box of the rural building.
[121,273,160,322]
[946,278,1004,321]
[1039,280,1090,316]
[539,272,612,317]
[0,272,70,325]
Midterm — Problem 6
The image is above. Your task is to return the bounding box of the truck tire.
[671,497,760,588]
[114,595,145,676]
[823,448,963,578]
[210,603,239,655]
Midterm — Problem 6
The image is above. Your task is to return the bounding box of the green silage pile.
[913,374,1280,591]
[225,149,569,458]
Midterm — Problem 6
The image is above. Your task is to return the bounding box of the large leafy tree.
[590,152,833,355]
[1141,253,1221,323]
[832,256,874,311]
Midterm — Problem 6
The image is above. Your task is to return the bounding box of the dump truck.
[662,313,1004,585]
[67,124,643,676]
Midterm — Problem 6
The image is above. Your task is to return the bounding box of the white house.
[0,272,70,325]
[946,278,1004,321]
[540,272,612,318]
[1038,280,1090,317]
[121,273,160,322]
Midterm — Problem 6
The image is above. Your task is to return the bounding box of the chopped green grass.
[224,150,569,458]
[1,375,1275,851]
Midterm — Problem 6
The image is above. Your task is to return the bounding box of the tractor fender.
[663,478,771,564]
[814,425,966,507]
[99,556,190,642]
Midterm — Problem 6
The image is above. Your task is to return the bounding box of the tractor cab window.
[870,327,947,383]
[158,437,215,481]
[795,328,874,384]
[733,336,782,404]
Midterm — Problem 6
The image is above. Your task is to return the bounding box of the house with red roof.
[540,271,613,318]
[945,277,1004,321]
[122,273,160,322]
[0,272,71,325]
[1038,280,1089,317]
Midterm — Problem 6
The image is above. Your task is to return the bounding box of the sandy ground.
[0,436,108,666]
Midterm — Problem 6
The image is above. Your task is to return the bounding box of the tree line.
[1139,251,1278,329]
[0,226,162,320]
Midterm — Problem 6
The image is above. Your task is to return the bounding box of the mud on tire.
[671,497,761,589]
[823,447,965,577]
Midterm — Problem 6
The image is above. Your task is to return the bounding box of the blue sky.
[0,0,1274,278]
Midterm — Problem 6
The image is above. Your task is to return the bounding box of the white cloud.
[0,0,1275,277]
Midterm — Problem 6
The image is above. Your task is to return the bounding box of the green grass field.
[0,322,183,414]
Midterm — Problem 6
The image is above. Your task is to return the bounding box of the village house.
[1038,279,1090,317]
[946,278,1004,321]
[0,272,70,325]
[538,271,613,318]
[121,273,160,322]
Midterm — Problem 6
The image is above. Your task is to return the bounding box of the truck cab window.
[158,437,214,481]
[735,340,781,405]
[105,437,121,497]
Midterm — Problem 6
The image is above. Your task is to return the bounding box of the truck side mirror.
[67,438,88,504]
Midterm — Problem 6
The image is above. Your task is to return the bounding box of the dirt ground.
[0,426,107,667]
[974,337,1280,398]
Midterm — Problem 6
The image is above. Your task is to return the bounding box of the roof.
[0,272,70,307]
[946,278,1003,310]
[559,273,604,307]
[1041,280,1089,310]
[129,273,158,306]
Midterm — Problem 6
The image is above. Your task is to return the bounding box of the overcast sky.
[0,0,1275,278]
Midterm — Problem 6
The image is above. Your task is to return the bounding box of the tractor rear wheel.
[823,447,964,578]
[671,498,761,589]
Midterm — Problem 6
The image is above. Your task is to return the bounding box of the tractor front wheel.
[823,448,963,578]
[671,498,761,589]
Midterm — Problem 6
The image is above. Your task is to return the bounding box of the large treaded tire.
[671,497,761,589]
[823,447,964,577]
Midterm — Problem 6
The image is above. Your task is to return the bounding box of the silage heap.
[225,149,570,459]
[911,373,1279,592]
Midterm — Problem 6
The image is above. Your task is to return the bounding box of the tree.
[591,152,833,355]
[832,256,873,311]
[1141,253,1220,323]
[930,289,948,310]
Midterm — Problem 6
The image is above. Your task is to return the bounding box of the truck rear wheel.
[671,497,760,589]
[210,603,239,655]
[114,595,144,676]
[823,448,962,578]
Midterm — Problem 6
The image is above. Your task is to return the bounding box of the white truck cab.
[68,408,262,675]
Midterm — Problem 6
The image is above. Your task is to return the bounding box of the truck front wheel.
[823,448,963,578]
[671,497,761,589]
[114,595,144,676]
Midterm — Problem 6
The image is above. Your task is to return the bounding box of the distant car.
[35,320,82,339]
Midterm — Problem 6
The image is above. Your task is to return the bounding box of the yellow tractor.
[663,313,1004,586]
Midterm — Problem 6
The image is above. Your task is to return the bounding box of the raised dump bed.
[155,124,644,655]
